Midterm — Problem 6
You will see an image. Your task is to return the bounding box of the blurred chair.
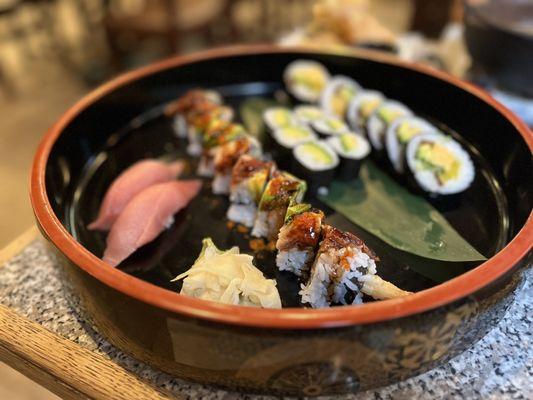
[0,0,22,95]
[0,59,14,96]
[0,0,61,57]
[258,0,314,40]
[103,0,231,70]
[411,0,455,38]
[103,0,317,70]
[0,0,65,93]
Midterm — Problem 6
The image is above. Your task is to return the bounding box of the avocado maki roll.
[367,100,412,152]
[385,116,439,173]
[311,114,349,138]
[346,90,384,133]
[271,124,317,168]
[406,134,475,195]
[292,140,339,195]
[294,105,326,125]
[227,155,274,227]
[283,60,330,103]
[165,89,222,138]
[276,204,324,277]
[320,76,361,118]
[251,171,306,240]
[326,132,371,180]
[299,225,378,308]
[263,107,296,132]
[212,135,262,195]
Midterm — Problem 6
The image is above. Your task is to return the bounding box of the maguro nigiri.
[103,180,201,267]
[88,159,184,231]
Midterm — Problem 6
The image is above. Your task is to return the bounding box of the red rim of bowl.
[30,45,533,329]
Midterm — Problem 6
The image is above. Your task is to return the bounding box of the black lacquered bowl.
[31,46,532,396]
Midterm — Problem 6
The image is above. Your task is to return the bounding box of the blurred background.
[0,0,531,398]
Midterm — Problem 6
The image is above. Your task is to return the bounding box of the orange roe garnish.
[340,250,355,271]
[226,221,235,229]
[340,258,350,271]
[237,224,249,234]
[249,238,266,252]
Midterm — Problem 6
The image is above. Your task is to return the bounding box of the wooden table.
[0,227,530,400]
[0,227,174,400]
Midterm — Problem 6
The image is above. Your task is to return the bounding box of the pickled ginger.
[172,238,281,309]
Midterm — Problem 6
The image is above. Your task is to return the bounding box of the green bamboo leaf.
[239,97,279,140]
[319,161,487,262]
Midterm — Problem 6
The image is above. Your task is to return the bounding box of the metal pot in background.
[464,0,533,97]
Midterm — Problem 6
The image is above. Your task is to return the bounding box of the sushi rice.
[197,149,216,177]
[212,136,262,195]
[300,244,377,308]
[227,155,272,227]
[251,172,306,240]
[277,250,311,275]
[276,205,323,276]
[227,203,257,227]
[172,114,188,138]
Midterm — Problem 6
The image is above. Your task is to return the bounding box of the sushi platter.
[76,57,504,309]
[30,46,532,396]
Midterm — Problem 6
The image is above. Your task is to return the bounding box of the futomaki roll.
[165,89,222,138]
[292,140,339,194]
[320,76,361,118]
[196,120,246,176]
[367,100,412,153]
[202,122,247,150]
[406,134,475,195]
[299,225,378,308]
[187,105,234,156]
[283,60,330,103]
[276,204,324,277]
[346,90,384,133]
[251,172,306,240]
[326,132,371,180]
[212,135,262,195]
[385,116,439,173]
[227,155,274,227]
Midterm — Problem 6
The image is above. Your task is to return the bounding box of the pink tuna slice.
[103,180,202,267]
[88,159,184,231]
